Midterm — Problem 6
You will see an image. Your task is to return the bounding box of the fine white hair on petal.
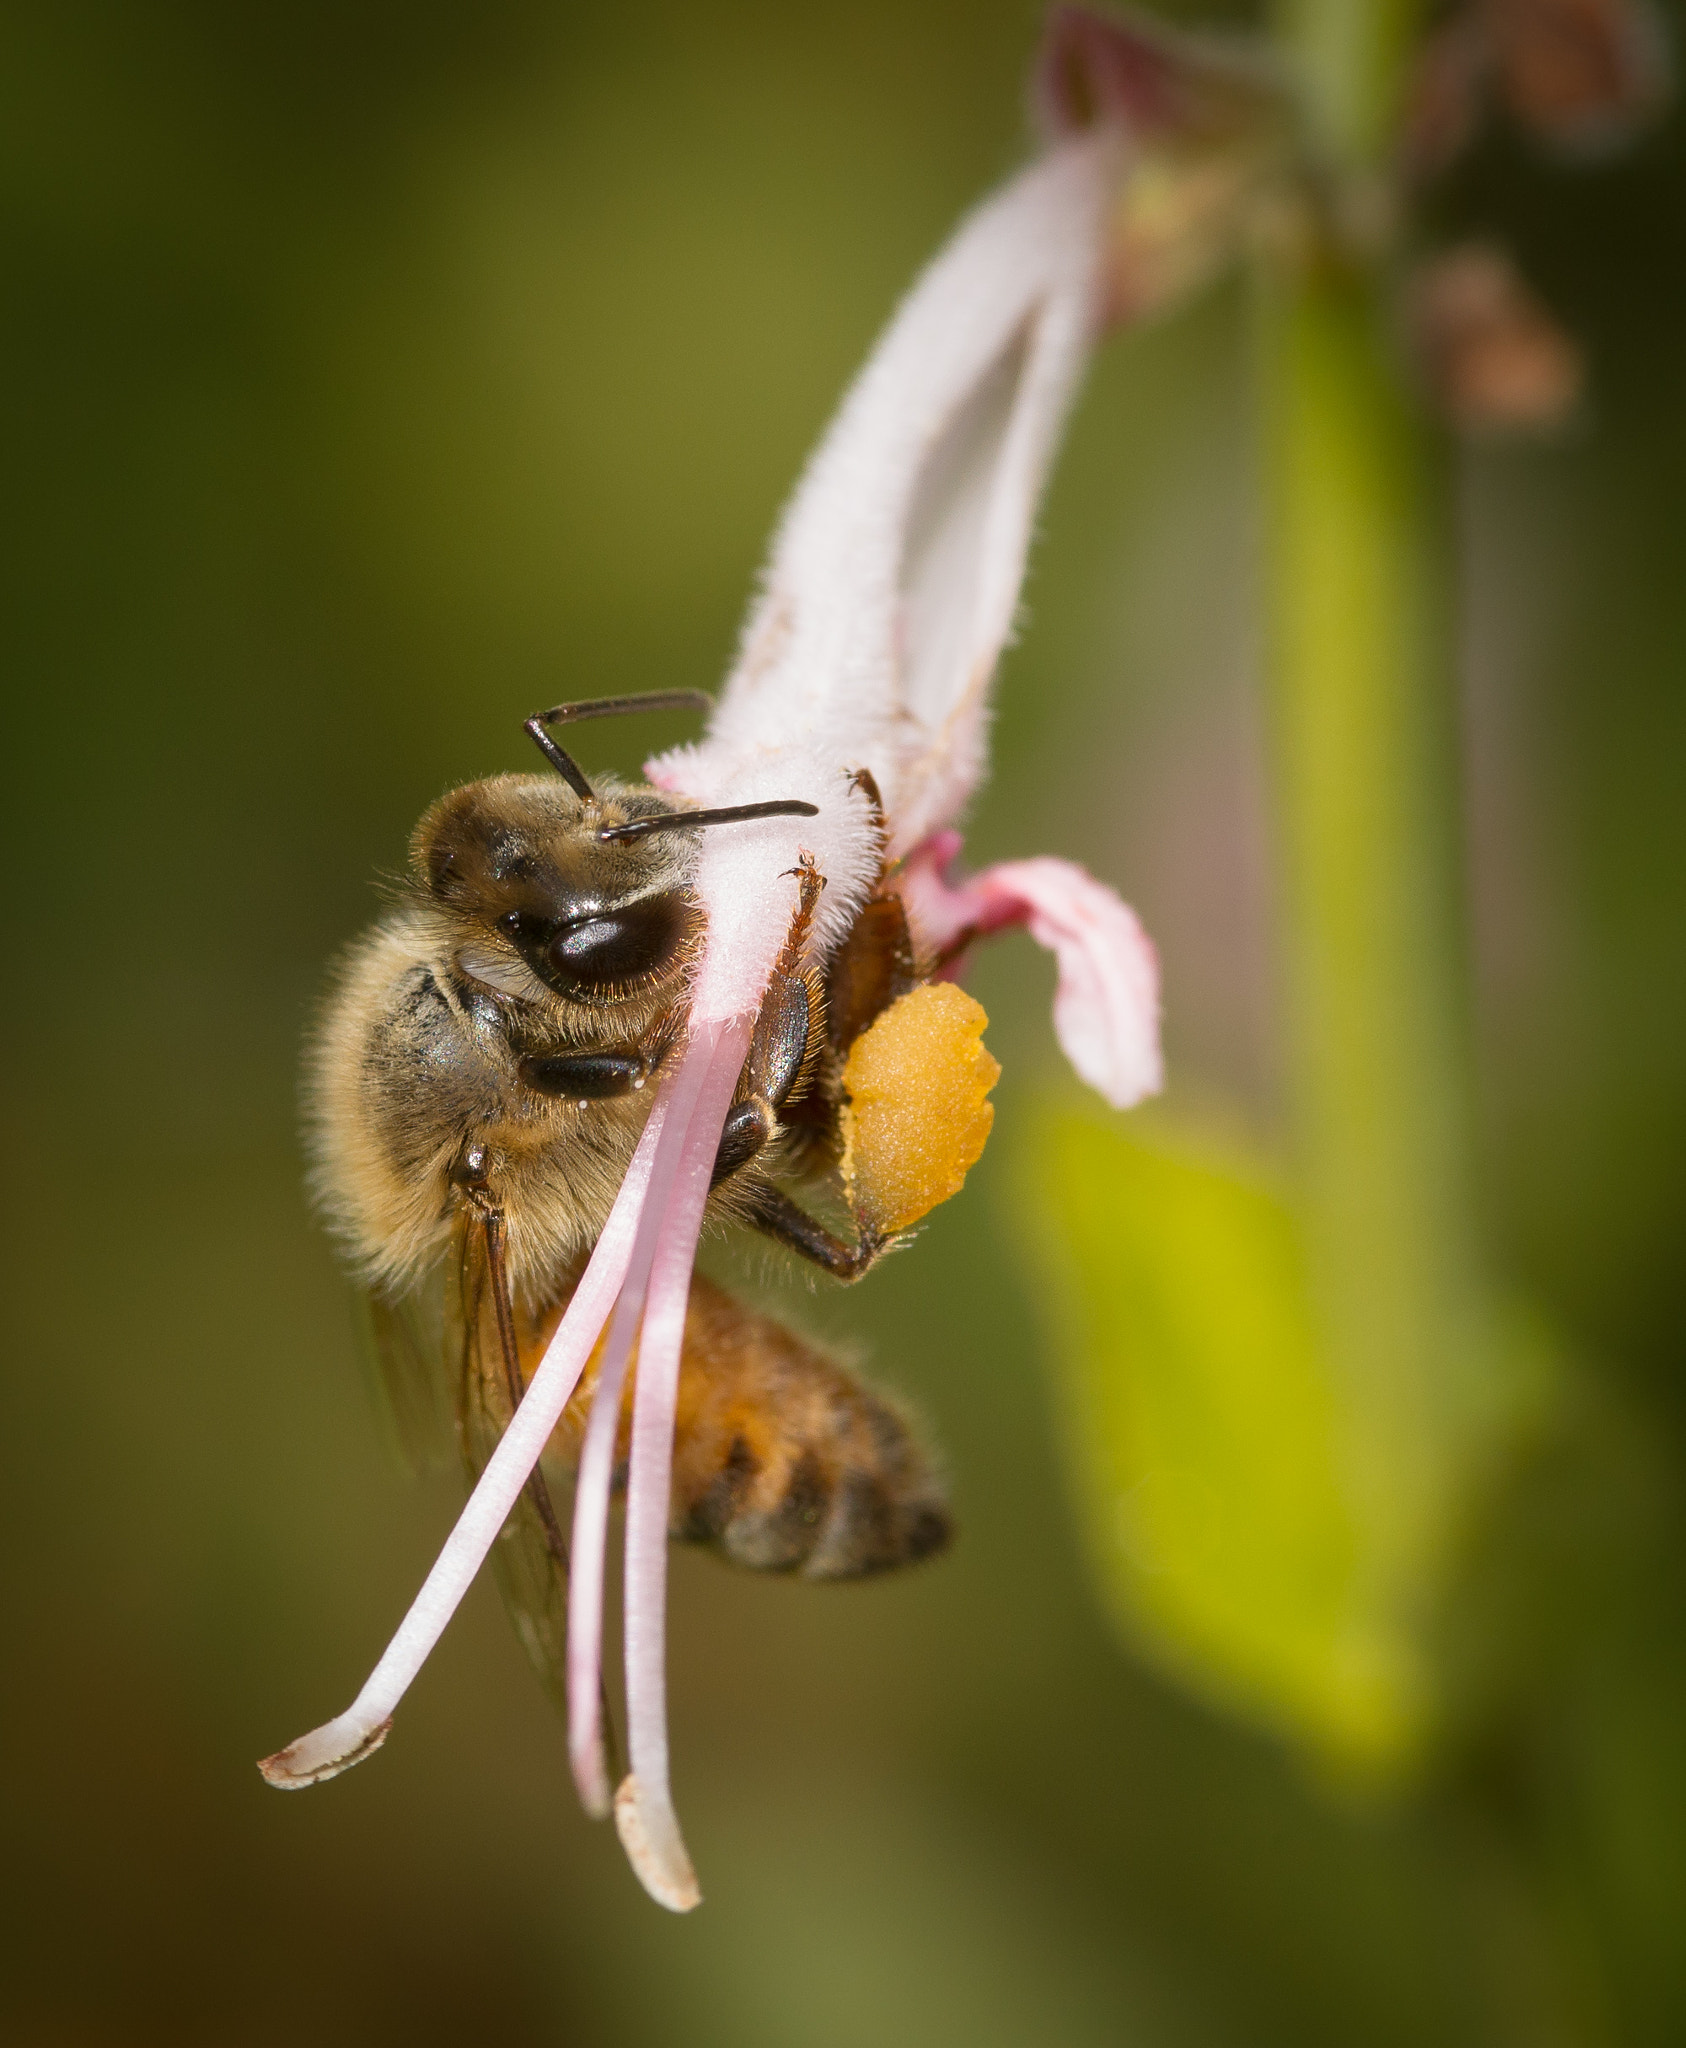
[681,769,876,1013]
[653,128,1128,880]
[257,1110,664,1789]
[900,837,1163,1110]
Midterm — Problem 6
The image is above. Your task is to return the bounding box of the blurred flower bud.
[1034,5,1294,324]
[1407,242,1584,433]
[1489,0,1670,153]
[1034,2,1281,145]
[1403,0,1670,176]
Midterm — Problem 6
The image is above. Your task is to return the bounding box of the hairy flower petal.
[267,55,1181,1911]
[655,131,1124,886]
[565,1098,688,1819]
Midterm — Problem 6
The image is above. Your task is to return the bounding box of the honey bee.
[308,690,952,1718]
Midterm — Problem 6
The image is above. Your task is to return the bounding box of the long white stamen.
[258,1113,664,1788]
[565,1035,714,1818]
[613,1015,751,1913]
[565,1260,650,1819]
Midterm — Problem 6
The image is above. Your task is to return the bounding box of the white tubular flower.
[262,5,1291,1910]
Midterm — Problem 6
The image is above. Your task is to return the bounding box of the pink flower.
[257,14,1250,1910]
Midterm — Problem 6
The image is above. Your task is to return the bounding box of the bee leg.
[708,973,817,1187]
[738,1183,887,1282]
[707,858,891,1280]
[710,1096,777,1187]
[710,858,826,1190]
[708,858,886,1279]
[450,1146,572,1571]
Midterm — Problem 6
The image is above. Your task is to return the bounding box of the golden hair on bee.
[305,763,706,1306]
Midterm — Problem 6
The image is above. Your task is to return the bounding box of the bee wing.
[360,1268,455,1476]
[450,1220,573,1718]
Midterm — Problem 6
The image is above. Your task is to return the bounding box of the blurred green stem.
[1258,3,1592,2034]
[1261,0,1477,1647]
[1259,255,1476,1645]
[1275,0,1424,162]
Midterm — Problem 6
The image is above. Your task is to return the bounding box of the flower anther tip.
[573,1769,614,1825]
[258,1713,391,1788]
[614,1774,703,1913]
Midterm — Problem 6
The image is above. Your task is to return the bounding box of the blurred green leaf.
[1022,1108,1430,1772]
[1019,1107,1563,1779]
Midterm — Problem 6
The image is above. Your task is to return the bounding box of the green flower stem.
[1265,0,1482,1678]
[1275,0,1425,163]
[1259,257,1481,1651]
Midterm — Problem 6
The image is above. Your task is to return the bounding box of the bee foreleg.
[710,1097,775,1188]
[738,1182,887,1282]
[710,968,821,1171]
[709,862,827,1189]
[753,961,822,1105]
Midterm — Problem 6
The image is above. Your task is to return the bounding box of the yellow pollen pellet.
[839,981,1001,1236]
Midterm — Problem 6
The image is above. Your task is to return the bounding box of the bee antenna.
[524,691,716,803]
[597,800,818,845]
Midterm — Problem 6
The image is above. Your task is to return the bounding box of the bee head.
[413,775,702,1006]
[408,698,817,1008]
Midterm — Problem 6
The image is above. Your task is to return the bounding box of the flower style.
[262,8,1277,1913]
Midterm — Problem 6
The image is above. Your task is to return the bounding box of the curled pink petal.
[900,836,1162,1110]
[258,1115,663,1788]
[616,1015,752,1912]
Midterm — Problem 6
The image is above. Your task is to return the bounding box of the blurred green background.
[3,1,1684,2041]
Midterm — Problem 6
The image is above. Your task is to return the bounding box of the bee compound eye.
[499,909,551,946]
[541,889,691,994]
